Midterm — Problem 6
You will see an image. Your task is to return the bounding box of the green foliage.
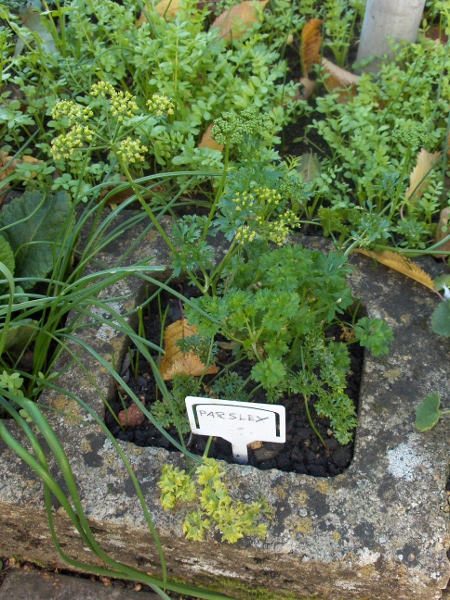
[0,368,24,396]
[176,334,218,366]
[290,331,356,445]
[415,392,450,432]
[431,299,450,337]
[1,0,303,192]
[158,464,198,510]
[158,458,273,544]
[353,317,394,356]
[308,37,450,251]
[0,235,15,276]
[0,320,37,352]
[211,371,248,403]
[171,215,216,277]
[151,373,203,435]
[0,190,74,287]
[185,244,393,442]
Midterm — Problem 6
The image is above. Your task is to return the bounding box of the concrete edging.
[0,218,449,600]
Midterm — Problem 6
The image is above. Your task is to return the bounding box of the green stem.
[247,382,263,400]
[203,436,213,458]
[303,393,326,448]
[117,157,176,254]
[299,347,325,447]
[201,142,231,243]
[209,237,238,293]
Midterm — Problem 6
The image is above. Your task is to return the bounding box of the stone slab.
[0,216,449,600]
[0,569,160,599]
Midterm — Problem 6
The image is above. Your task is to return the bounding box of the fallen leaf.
[136,12,147,27]
[406,148,441,204]
[160,318,219,380]
[198,123,224,151]
[434,207,450,254]
[0,151,43,204]
[301,19,322,77]
[118,402,146,426]
[248,440,263,450]
[211,0,269,41]
[299,76,317,100]
[0,151,42,180]
[321,57,359,102]
[339,324,355,342]
[136,0,184,24]
[296,152,321,182]
[426,26,448,45]
[155,0,182,17]
[355,248,435,291]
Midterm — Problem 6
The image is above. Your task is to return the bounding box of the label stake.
[185,396,286,464]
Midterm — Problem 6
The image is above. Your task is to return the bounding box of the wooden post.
[356,0,427,70]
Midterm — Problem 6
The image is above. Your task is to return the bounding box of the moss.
[171,571,380,600]
[171,573,321,600]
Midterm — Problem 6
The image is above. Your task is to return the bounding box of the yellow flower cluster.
[90,82,138,120]
[235,225,257,243]
[147,93,174,117]
[51,100,94,126]
[232,187,281,214]
[254,186,282,206]
[267,210,299,246]
[50,124,94,160]
[110,90,139,120]
[232,190,254,212]
[90,81,115,98]
[116,136,148,163]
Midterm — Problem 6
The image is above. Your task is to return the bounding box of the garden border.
[0,217,449,600]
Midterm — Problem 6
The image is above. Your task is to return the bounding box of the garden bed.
[0,219,449,600]
[106,296,363,477]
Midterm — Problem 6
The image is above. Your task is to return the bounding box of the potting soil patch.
[105,287,363,477]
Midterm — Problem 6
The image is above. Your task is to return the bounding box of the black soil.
[105,286,363,477]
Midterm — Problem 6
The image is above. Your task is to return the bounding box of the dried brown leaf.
[299,76,316,100]
[301,19,322,77]
[136,11,147,27]
[160,318,219,380]
[321,57,359,103]
[136,0,183,24]
[355,248,435,291]
[406,148,441,204]
[0,151,43,203]
[0,151,42,180]
[155,0,182,17]
[198,123,224,151]
[248,440,263,450]
[211,0,269,41]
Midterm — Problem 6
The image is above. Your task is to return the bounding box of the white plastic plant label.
[185,396,286,464]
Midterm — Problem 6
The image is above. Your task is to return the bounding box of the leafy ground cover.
[0,0,450,596]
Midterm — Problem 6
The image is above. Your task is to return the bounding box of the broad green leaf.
[0,235,15,276]
[0,319,38,350]
[0,190,73,289]
[431,300,450,337]
[14,6,57,57]
[434,274,450,291]
[415,392,441,432]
